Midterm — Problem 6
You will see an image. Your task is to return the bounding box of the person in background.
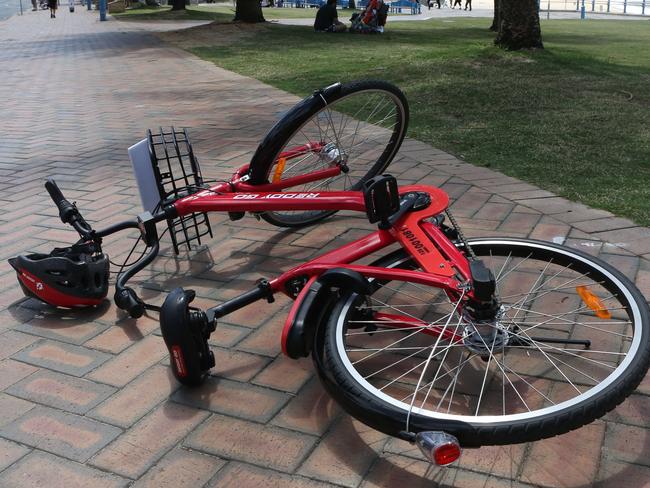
[451,0,461,7]
[464,0,471,10]
[48,0,57,17]
[31,0,37,11]
[314,0,347,32]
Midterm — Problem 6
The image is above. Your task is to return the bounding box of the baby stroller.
[350,0,389,33]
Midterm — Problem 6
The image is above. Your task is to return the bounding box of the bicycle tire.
[316,238,650,447]
[248,80,409,227]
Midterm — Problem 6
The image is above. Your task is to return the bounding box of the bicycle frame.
[34,139,480,363]
[176,162,466,275]
[166,167,475,353]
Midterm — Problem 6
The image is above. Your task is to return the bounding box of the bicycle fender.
[282,268,371,359]
[248,83,343,184]
[318,268,373,295]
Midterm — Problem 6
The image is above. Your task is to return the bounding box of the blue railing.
[579,0,647,14]
[389,0,420,13]
[538,0,648,15]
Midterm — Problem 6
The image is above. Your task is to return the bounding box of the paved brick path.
[0,9,649,488]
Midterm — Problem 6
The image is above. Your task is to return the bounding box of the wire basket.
[147,127,213,254]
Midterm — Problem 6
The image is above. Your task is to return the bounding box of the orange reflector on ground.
[576,285,612,319]
[272,157,287,183]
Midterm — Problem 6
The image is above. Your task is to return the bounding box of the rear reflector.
[433,441,462,466]
[415,431,462,466]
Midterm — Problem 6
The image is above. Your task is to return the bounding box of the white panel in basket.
[128,139,161,213]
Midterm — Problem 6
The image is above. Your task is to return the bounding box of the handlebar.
[45,179,77,224]
[44,179,167,319]
[45,178,94,238]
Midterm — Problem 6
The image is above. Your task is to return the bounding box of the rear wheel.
[248,80,408,227]
[318,238,650,446]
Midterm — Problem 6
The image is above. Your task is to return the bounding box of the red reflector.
[434,442,461,466]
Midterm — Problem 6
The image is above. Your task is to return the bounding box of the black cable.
[115,234,144,277]
[108,239,145,272]
[109,201,164,273]
[109,226,169,274]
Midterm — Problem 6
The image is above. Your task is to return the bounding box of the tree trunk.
[495,0,543,50]
[489,0,500,31]
[170,0,185,10]
[234,0,265,21]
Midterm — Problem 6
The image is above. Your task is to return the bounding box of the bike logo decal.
[171,345,187,377]
[234,193,320,200]
[21,270,43,289]
[399,225,431,256]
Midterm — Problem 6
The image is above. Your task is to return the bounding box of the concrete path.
[0,9,648,488]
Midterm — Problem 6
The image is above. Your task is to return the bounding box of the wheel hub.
[320,142,348,167]
[462,306,510,355]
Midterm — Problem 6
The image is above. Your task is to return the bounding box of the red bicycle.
[10,80,650,465]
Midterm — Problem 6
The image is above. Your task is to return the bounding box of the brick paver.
[0,8,649,488]
[0,405,122,462]
[12,339,111,376]
[0,450,129,488]
[6,369,116,414]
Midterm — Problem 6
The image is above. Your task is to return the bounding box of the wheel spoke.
[514,327,582,394]
[405,290,465,431]
[505,305,632,339]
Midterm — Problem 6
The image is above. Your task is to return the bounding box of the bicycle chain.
[445,208,477,261]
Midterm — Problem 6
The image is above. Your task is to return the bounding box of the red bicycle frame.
[172,169,475,351]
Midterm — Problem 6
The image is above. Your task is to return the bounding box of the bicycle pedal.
[363,174,400,225]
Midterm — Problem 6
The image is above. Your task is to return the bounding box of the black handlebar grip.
[45,178,77,224]
[114,287,145,319]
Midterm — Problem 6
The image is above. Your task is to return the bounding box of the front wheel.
[248,80,408,227]
[317,238,650,446]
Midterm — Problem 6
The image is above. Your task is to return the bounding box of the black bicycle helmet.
[9,242,109,308]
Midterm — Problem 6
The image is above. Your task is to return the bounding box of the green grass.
[165,19,650,225]
[114,4,337,20]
